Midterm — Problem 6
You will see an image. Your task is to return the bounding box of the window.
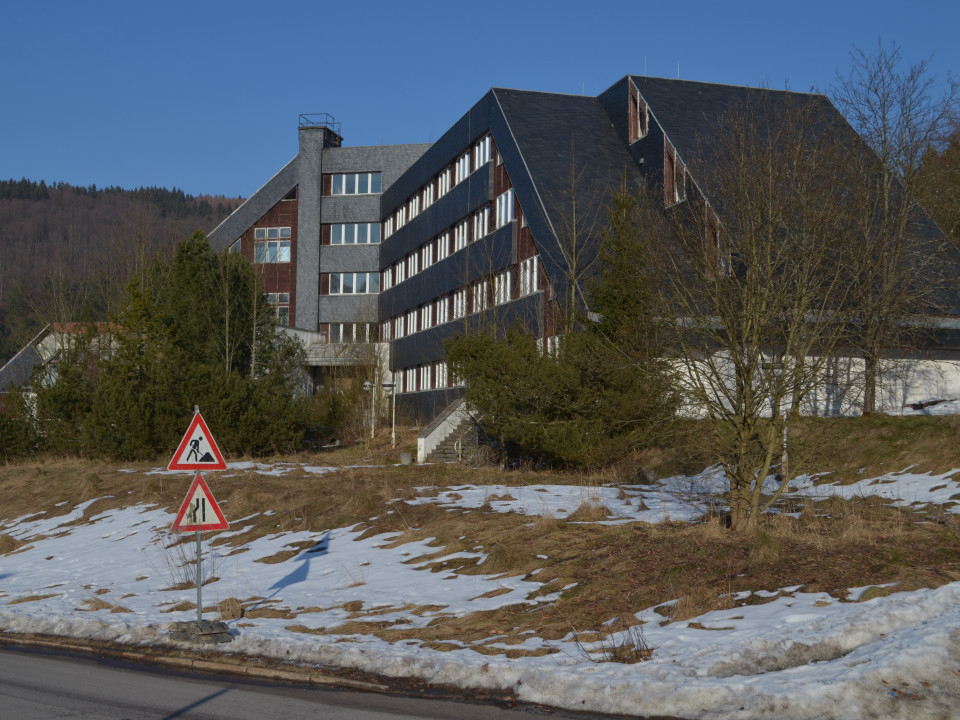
[437,168,451,198]
[394,260,406,284]
[422,242,434,270]
[454,219,469,251]
[422,184,434,209]
[420,365,431,391]
[472,280,488,313]
[520,256,539,296]
[407,309,418,335]
[455,152,471,184]
[420,304,432,330]
[254,226,291,240]
[395,205,407,230]
[495,269,513,305]
[255,240,291,263]
[405,367,416,393]
[394,315,405,340]
[382,267,392,291]
[496,189,514,228]
[436,361,448,388]
[267,292,291,326]
[381,320,392,342]
[331,172,382,195]
[409,195,420,220]
[328,272,380,294]
[436,296,449,324]
[407,251,419,277]
[326,323,375,344]
[473,207,490,240]
[453,289,467,319]
[330,223,381,245]
[384,217,394,239]
[474,135,491,168]
[436,231,450,261]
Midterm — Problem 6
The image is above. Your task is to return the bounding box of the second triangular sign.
[172,474,229,532]
[169,412,227,471]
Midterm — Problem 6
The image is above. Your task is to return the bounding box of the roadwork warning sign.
[172,474,229,532]
[168,412,227,471]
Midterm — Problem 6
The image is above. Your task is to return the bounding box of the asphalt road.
[0,645,565,720]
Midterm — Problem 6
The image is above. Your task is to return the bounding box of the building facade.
[209,77,960,420]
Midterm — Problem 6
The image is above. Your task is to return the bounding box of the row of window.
[254,226,292,240]
[330,222,381,245]
[382,189,515,292]
[327,271,380,295]
[382,259,539,341]
[255,240,291,264]
[319,322,378,344]
[331,172,382,195]
[396,361,458,394]
[384,134,496,240]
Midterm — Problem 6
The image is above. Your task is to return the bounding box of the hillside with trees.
[0,179,243,364]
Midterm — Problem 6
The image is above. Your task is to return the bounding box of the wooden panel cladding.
[493,160,513,196]
[237,191,298,325]
[517,225,537,262]
[322,174,332,196]
[320,273,329,295]
[321,224,331,245]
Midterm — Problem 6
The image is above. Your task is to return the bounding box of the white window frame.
[422,184,434,209]
[420,304,432,330]
[255,240,291,263]
[420,365,431,391]
[454,219,469,251]
[472,280,488,314]
[331,222,381,245]
[407,309,418,335]
[329,272,380,295]
[422,241,434,270]
[436,296,449,324]
[495,189,514,228]
[455,152,471,184]
[520,256,539,296]
[407,251,419,277]
[436,232,450,260]
[331,172,382,195]
[495,269,513,305]
[437,168,451,197]
[473,206,490,239]
[409,195,420,220]
[474,135,491,168]
[453,289,467,319]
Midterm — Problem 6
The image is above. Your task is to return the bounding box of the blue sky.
[2,0,958,198]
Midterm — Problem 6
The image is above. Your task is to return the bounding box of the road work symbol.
[172,474,228,532]
[169,412,226,471]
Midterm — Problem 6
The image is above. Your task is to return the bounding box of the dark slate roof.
[627,76,831,160]
[0,340,43,392]
[492,88,643,309]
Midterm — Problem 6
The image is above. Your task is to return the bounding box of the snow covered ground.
[2,462,959,719]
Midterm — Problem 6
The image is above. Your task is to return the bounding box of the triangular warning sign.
[172,474,229,532]
[168,412,227,471]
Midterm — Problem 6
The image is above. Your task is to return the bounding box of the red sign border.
[168,412,227,471]
[171,473,229,532]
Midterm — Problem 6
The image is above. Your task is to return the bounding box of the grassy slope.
[1,415,959,655]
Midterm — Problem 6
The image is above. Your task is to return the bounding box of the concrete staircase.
[418,398,479,464]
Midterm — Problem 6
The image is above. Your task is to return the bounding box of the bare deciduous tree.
[635,93,861,532]
[831,40,960,412]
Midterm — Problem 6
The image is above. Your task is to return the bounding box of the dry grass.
[1,417,960,658]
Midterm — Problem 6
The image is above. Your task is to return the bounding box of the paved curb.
[0,633,388,693]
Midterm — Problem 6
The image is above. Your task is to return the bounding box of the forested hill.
[0,178,244,364]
